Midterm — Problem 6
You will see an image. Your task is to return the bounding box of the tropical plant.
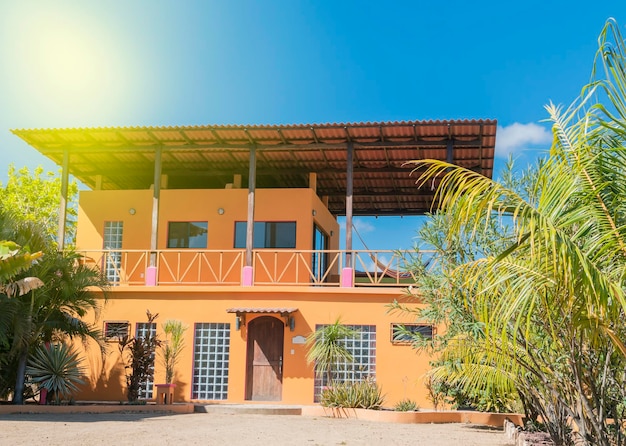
[0,165,79,247]
[159,320,187,384]
[403,18,626,446]
[394,398,419,412]
[4,250,108,404]
[389,188,519,413]
[305,318,357,386]
[119,310,160,402]
[0,207,108,404]
[0,240,43,287]
[26,343,85,404]
[320,377,385,410]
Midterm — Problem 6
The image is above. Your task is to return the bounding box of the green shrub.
[320,377,385,410]
[26,343,85,404]
[394,398,419,412]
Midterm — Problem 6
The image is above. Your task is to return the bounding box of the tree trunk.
[13,349,28,405]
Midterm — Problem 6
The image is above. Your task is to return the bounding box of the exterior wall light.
[217,208,225,215]
[129,208,136,215]
[289,316,296,331]
[312,210,317,216]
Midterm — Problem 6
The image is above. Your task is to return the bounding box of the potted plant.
[156,320,187,404]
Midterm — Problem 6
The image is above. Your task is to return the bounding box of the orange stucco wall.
[76,188,338,252]
[77,287,434,407]
[73,187,433,407]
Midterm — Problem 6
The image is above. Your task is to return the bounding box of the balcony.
[76,249,431,288]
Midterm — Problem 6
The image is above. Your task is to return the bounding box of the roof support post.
[149,146,162,269]
[446,138,454,164]
[245,144,257,269]
[341,142,354,287]
[308,172,317,192]
[56,149,69,251]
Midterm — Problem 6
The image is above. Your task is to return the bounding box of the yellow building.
[13,120,496,407]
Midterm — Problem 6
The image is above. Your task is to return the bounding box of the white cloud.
[496,122,552,157]
[338,217,375,234]
[354,218,375,234]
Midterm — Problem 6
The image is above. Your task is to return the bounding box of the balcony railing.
[76,248,434,288]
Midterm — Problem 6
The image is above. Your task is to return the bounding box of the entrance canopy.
[12,120,496,216]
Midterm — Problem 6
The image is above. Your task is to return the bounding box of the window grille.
[104,321,129,341]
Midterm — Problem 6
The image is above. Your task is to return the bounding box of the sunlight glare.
[3,3,136,123]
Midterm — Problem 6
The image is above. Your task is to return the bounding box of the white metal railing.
[75,249,433,288]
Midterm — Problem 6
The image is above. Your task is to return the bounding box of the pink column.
[145,266,157,286]
[340,267,354,287]
[242,266,254,286]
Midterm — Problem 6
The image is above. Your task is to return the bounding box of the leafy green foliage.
[119,311,160,402]
[0,241,38,280]
[0,205,107,404]
[160,320,187,384]
[26,343,85,403]
[389,192,518,413]
[306,319,357,386]
[394,398,419,412]
[320,377,385,410]
[401,18,626,446]
[0,165,78,248]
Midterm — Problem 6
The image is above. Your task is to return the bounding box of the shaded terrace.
[12,120,496,287]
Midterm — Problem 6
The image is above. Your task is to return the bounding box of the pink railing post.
[341,267,354,287]
[242,266,254,286]
[145,266,157,286]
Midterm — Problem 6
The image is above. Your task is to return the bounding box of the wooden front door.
[245,316,284,401]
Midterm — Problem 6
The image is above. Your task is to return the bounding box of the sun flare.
[3,3,134,121]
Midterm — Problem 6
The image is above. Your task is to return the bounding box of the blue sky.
[0,1,624,251]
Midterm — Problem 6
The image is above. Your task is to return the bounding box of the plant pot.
[154,383,176,405]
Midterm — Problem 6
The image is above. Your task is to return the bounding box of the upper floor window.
[103,221,123,283]
[234,222,296,248]
[167,222,208,248]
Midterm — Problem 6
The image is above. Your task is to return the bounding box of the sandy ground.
[0,412,513,446]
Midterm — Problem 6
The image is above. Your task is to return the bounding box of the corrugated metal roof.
[11,120,497,216]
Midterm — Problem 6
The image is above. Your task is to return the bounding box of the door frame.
[244,315,285,401]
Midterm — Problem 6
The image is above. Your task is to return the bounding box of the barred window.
[104,321,129,341]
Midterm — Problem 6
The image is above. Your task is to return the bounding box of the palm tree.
[0,208,108,404]
[305,318,357,386]
[408,19,626,446]
[6,250,108,404]
[160,320,187,384]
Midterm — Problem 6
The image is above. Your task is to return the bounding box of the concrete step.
[194,404,302,415]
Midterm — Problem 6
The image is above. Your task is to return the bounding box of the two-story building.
[13,120,496,407]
